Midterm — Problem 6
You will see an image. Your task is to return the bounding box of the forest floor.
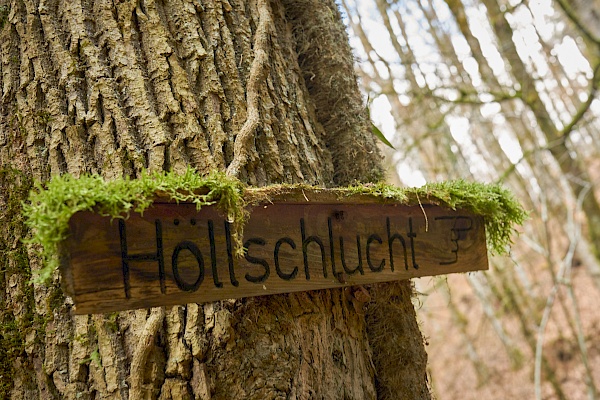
[415,263,600,399]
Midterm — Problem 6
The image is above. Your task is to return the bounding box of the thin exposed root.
[226,0,273,178]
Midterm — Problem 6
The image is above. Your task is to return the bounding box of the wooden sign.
[60,194,488,314]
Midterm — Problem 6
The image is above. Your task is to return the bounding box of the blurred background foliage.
[344,0,600,398]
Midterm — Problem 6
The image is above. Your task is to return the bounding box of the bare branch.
[560,61,600,141]
[554,0,600,46]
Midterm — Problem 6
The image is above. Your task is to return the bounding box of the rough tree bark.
[0,0,430,399]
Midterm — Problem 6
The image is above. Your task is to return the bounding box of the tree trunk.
[0,0,430,399]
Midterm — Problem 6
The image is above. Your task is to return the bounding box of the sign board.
[60,194,488,314]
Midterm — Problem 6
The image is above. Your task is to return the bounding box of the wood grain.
[61,199,488,314]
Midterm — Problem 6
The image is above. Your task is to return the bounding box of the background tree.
[344,0,600,398]
[0,0,430,398]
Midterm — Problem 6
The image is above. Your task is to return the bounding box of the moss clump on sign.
[24,168,245,283]
[24,169,525,283]
[342,180,527,255]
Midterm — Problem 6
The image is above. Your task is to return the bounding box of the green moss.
[24,170,524,284]
[0,5,9,30]
[88,348,102,367]
[0,167,35,398]
[105,312,119,333]
[24,168,246,283]
[46,287,65,310]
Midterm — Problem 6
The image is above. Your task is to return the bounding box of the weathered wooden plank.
[61,201,488,314]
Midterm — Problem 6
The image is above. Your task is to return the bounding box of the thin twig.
[534,180,598,400]
[415,191,428,232]
[467,273,519,365]
[301,189,309,202]
[560,61,600,140]
[554,0,600,46]
[562,182,598,399]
